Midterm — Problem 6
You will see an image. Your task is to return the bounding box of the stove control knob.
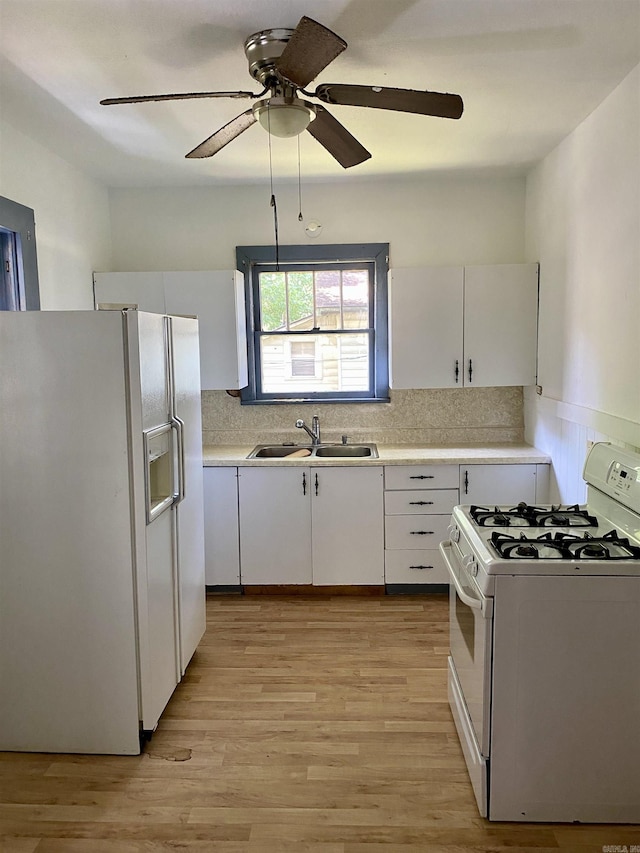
[463,554,479,577]
[448,524,460,543]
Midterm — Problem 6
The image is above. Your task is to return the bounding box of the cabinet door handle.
[302,472,307,495]
[410,565,433,570]
[410,530,434,536]
[455,359,459,383]
[468,358,473,383]
[463,469,469,495]
[409,475,434,480]
[315,473,319,496]
[409,500,433,506]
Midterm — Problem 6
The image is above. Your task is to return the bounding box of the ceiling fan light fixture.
[253,97,316,138]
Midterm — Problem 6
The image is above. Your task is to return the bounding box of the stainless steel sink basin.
[314,445,377,458]
[249,445,313,458]
[247,443,378,459]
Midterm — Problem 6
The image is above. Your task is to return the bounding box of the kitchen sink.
[247,443,378,459]
[250,445,314,458]
[314,445,376,457]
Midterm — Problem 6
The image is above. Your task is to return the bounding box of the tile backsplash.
[201,387,524,446]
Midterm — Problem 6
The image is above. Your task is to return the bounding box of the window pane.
[260,333,370,394]
[315,270,341,330]
[342,270,370,329]
[259,272,286,331]
[287,271,314,329]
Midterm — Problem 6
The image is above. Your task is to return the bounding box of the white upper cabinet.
[94,271,167,314]
[389,264,539,389]
[93,270,248,390]
[389,266,464,389]
[463,264,539,387]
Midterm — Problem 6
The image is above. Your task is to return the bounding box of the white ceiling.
[1,0,639,188]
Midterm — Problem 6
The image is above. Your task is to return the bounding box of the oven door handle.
[440,542,493,618]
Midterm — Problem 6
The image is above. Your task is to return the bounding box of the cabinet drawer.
[384,465,459,490]
[385,488,458,515]
[385,514,451,550]
[385,549,450,584]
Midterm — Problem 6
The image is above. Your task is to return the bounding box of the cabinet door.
[163,271,248,390]
[312,467,384,585]
[238,467,312,585]
[459,464,538,505]
[203,467,240,586]
[389,267,463,389]
[463,264,539,387]
[93,272,166,313]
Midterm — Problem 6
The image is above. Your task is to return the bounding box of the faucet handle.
[295,419,304,428]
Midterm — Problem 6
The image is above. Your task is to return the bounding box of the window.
[0,196,40,310]
[237,243,389,403]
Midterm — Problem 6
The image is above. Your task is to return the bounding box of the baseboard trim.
[242,585,386,596]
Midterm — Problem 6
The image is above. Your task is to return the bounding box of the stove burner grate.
[490,529,640,560]
[470,503,598,528]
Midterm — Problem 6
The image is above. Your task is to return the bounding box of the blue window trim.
[236,243,389,404]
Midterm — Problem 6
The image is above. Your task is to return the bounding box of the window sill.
[240,396,391,406]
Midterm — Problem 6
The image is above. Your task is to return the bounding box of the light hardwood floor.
[1,593,639,852]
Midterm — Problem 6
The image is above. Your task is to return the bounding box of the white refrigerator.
[0,309,206,754]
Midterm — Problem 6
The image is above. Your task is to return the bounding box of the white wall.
[525,64,640,502]
[108,173,526,270]
[0,121,111,309]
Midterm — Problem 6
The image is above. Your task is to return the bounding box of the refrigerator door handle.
[171,415,186,504]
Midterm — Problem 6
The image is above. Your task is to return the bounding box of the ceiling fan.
[101,16,464,169]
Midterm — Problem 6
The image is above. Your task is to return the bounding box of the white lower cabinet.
[203,467,240,586]
[384,465,458,586]
[238,466,384,586]
[459,464,549,505]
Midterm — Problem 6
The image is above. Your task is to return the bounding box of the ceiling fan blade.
[314,84,464,119]
[306,105,371,169]
[100,90,259,106]
[275,16,347,88]
[185,109,257,159]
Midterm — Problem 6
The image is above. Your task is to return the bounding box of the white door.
[463,264,539,387]
[389,266,464,389]
[459,464,538,505]
[203,467,240,585]
[133,312,180,729]
[312,467,384,585]
[136,311,170,430]
[170,315,206,674]
[238,467,313,584]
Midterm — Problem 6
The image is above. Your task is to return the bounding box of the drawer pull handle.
[409,475,434,480]
[410,530,434,535]
[410,565,433,570]
[409,500,433,506]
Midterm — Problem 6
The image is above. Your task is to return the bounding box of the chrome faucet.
[295,415,321,445]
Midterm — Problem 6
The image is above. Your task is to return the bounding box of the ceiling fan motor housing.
[244,28,294,86]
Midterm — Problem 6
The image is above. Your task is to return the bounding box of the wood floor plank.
[2,593,638,851]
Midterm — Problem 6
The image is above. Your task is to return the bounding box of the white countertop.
[202,443,551,467]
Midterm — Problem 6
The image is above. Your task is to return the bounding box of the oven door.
[440,541,493,756]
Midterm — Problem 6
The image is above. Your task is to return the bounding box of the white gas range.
[440,442,640,823]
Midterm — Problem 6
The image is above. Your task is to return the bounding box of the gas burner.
[490,531,568,559]
[470,503,598,528]
[553,530,640,560]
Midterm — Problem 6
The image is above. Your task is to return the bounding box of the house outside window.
[237,243,389,404]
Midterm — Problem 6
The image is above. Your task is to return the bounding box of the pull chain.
[266,106,280,270]
[297,135,303,223]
